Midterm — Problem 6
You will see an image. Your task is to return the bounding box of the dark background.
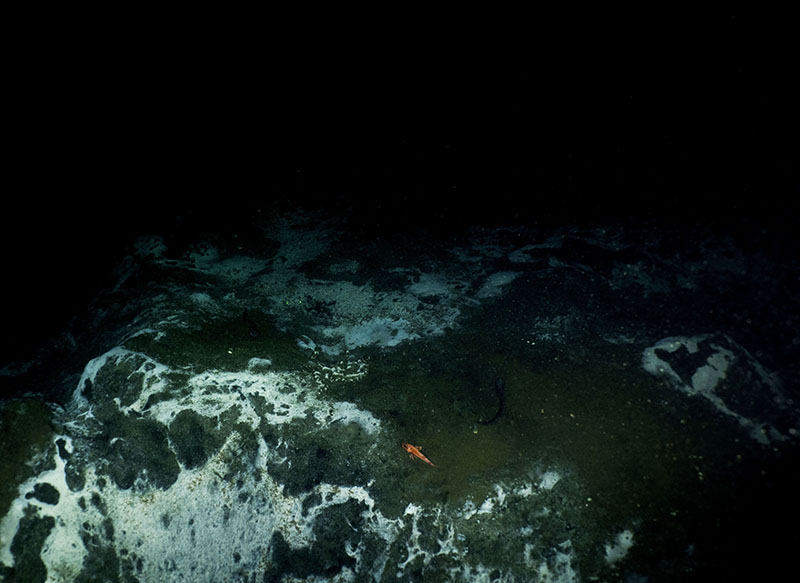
[2,10,798,365]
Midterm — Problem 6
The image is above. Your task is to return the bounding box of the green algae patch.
[24,483,60,506]
[509,350,737,530]
[168,410,227,470]
[0,400,56,520]
[318,330,721,544]
[3,505,56,583]
[104,415,180,491]
[301,332,722,579]
[261,417,377,498]
[123,310,306,372]
[264,500,367,581]
[89,404,179,491]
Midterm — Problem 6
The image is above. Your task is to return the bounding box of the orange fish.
[401,442,437,467]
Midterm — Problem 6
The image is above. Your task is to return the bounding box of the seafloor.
[1,207,798,582]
